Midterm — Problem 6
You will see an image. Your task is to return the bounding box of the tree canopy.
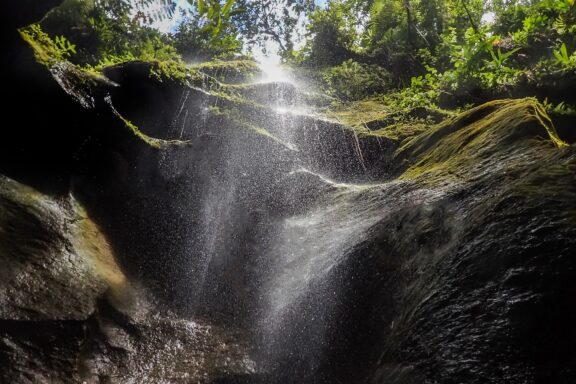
[35,0,576,109]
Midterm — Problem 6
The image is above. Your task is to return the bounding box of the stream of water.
[155,59,441,382]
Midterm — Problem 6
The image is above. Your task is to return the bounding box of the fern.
[55,35,76,59]
[553,43,574,66]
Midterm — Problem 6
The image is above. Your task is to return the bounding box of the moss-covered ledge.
[18,24,193,148]
[395,98,572,187]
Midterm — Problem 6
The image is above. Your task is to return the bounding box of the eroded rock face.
[0,304,256,384]
[8,53,576,384]
[238,100,576,384]
[0,176,122,320]
[339,101,576,384]
[0,177,256,383]
[80,308,256,384]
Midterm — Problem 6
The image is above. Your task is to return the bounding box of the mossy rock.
[397,98,571,187]
[322,99,453,142]
[190,59,261,84]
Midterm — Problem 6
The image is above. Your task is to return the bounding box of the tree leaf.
[554,49,564,63]
[561,43,569,60]
[222,0,236,15]
[197,0,206,15]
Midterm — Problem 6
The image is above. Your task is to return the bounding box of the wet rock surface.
[0,176,121,321]
[345,102,576,384]
[0,177,256,383]
[1,307,256,384]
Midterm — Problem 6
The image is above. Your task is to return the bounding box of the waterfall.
[144,57,426,382]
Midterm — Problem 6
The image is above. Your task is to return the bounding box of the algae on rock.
[397,98,570,186]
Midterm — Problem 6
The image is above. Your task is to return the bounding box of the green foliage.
[120,0,316,57]
[28,0,576,115]
[93,35,181,69]
[232,0,315,55]
[195,0,237,36]
[542,98,576,115]
[293,0,576,110]
[437,25,522,92]
[54,35,77,59]
[482,48,521,88]
[122,0,237,30]
[299,0,360,66]
[320,59,392,100]
[171,9,242,61]
[40,0,182,66]
[404,70,441,107]
[127,0,179,22]
[19,24,77,65]
[440,0,575,97]
[553,43,576,67]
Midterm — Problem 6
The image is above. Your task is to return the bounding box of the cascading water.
[142,58,439,382]
[79,52,386,383]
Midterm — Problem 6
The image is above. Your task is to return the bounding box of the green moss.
[323,99,454,142]
[143,59,260,89]
[109,102,190,149]
[397,98,570,186]
[94,58,200,85]
[150,59,200,84]
[192,59,258,71]
[532,101,568,148]
[18,25,289,150]
[367,122,429,141]
[199,83,279,118]
[190,59,260,82]
[20,24,201,90]
[325,99,390,129]
[20,24,113,108]
[207,106,294,150]
[19,24,65,65]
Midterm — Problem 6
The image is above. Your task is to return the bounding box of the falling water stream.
[150,58,445,382]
